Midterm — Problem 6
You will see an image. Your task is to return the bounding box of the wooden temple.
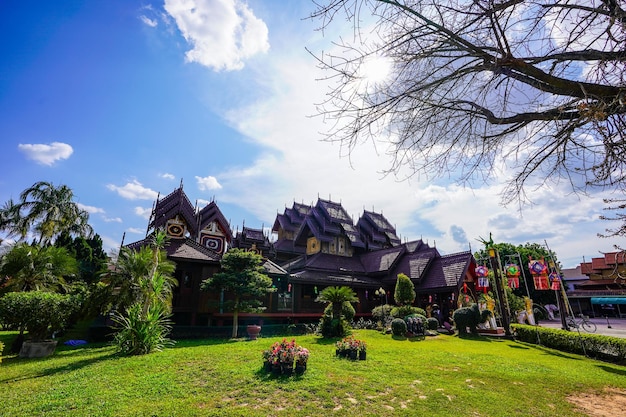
[124,186,480,327]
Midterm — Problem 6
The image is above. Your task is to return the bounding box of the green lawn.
[1,330,624,416]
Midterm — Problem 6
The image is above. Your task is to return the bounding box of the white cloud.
[103,216,123,223]
[196,198,212,207]
[99,234,123,255]
[163,0,269,71]
[76,203,105,214]
[140,15,158,27]
[107,180,158,200]
[208,18,624,269]
[127,227,145,234]
[134,206,152,219]
[17,142,73,166]
[196,175,222,191]
[161,173,176,180]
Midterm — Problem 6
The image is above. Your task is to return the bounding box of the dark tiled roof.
[360,246,405,273]
[290,270,382,288]
[417,251,473,291]
[293,198,365,248]
[263,259,290,275]
[126,237,221,263]
[165,238,222,262]
[388,246,438,284]
[303,252,366,274]
[357,210,401,248]
[149,187,197,236]
[273,239,306,254]
[197,201,233,242]
[272,203,311,233]
[240,226,265,242]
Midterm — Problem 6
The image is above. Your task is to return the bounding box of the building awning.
[590,297,626,305]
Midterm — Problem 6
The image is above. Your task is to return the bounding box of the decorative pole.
[488,246,512,336]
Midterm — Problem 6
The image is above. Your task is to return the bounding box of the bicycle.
[566,314,597,333]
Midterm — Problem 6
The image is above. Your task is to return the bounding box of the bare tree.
[310,0,626,203]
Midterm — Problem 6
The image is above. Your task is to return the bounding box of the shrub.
[371,304,394,322]
[351,317,377,330]
[426,317,440,330]
[391,305,424,318]
[324,301,355,322]
[391,318,407,336]
[111,303,174,355]
[0,291,78,342]
[512,324,626,363]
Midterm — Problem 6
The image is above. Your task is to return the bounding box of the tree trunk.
[232,296,239,339]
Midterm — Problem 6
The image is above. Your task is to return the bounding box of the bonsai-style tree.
[394,273,415,306]
[201,249,274,339]
[316,286,358,337]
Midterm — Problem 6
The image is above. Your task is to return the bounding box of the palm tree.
[316,286,359,323]
[12,181,93,245]
[108,231,176,314]
[0,243,78,292]
[0,198,28,243]
[108,231,177,355]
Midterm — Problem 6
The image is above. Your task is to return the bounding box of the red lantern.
[549,273,561,291]
[507,277,519,288]
[475,265,489,277]
[533,275,549,290]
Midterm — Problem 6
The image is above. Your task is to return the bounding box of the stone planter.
[19,340,58,358]
[359,350,367,361]
[247,325,261,340]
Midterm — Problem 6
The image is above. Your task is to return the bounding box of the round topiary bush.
[391,318,407,336]
[426,317,439,330]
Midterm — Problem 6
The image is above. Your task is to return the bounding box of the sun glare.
[359,55,392,85]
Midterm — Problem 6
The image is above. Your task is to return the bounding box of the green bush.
[391,318,407,336]
[512,324,626,363]
[0,291,78,341]
[111,303,174,355]
[426,317,439,330]
[324,302,355,322]
[391,305,425,318]
[371,304,394,323]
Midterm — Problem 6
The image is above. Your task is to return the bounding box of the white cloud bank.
[18,142,73,166]
[164,0,269,71]
[107,180,159,200]
[208,14,623,268]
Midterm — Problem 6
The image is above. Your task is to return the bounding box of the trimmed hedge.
[512,324,626,364]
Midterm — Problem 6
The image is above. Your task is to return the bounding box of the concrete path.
[534,316,626,339]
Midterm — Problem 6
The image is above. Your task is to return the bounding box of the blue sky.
[0,0,622,268]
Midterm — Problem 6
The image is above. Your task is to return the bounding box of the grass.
[1,330,625,416]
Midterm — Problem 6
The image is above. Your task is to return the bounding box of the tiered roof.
[149,187,197,236]
[294,199,365,248]
[197,201,232,241]
[357,210,401,250]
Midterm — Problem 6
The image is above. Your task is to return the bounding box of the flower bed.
[335,336,367,360]
[262,339,309,376]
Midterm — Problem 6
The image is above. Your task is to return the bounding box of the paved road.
[535,316,626,338]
